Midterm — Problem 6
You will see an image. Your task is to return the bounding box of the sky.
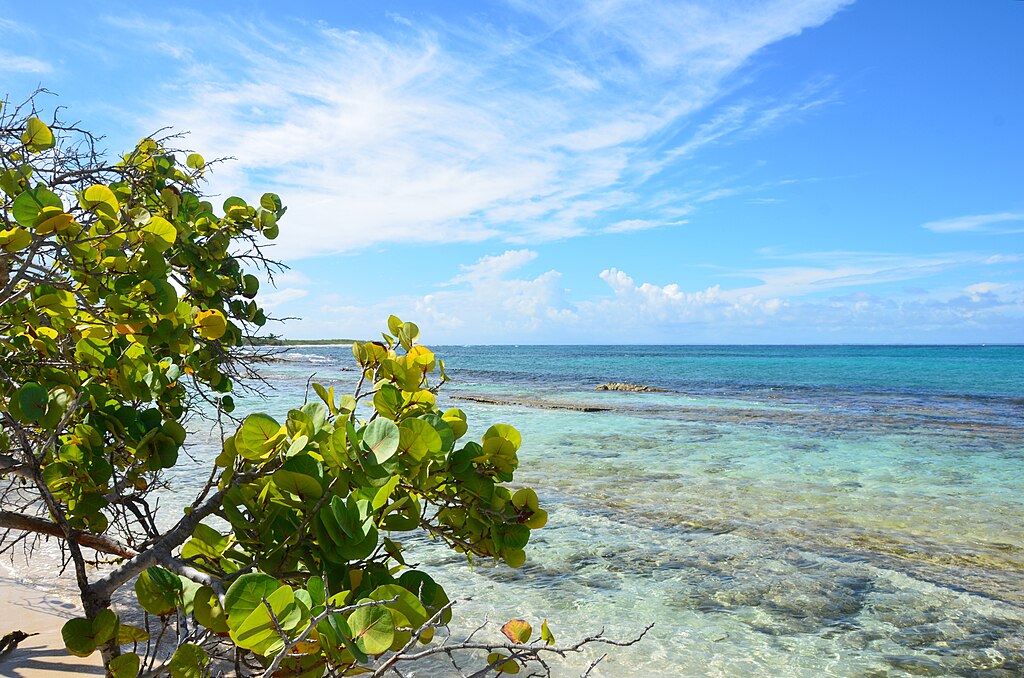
[2,1,1023,343]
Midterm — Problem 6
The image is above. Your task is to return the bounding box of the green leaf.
[230,584,300,656]
[169,643,209,678]
[61,618,98,657]
[60,609,119,658]
[260,192,282,212]
[235,413,284,460]
[272,467,323,503]
[396,322,420,350]
[224,572,281,631]
[79,184,119,218]
[347,603,396,655]
[116,624,149,644]
[372,384,403,420]
[483,424,522,452]
[362,418,400,464]
[368,584,428,629]
[193,586,229,633]
[307,576,326,608]
[242,273,260,298]
[181,522,228,563]
[398,418,442,462]
[22,117,55,151]
[141,216,177,252]
[109,652,140,678]
[442,408,469,439]
[541,619,555,646]
[185,153,205,170]
[503,547,527,568]
[487,652,520,674]
[17,382,48,421]
[12,186,62,227]
[398,570,452,625]
[134,568,177,616]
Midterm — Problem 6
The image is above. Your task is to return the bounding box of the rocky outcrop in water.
[595,382,665,392]
[451,394,614,412]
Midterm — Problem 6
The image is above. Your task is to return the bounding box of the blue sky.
[3,1,1022,343]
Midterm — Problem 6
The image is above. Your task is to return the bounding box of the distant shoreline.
[249,338,359,346]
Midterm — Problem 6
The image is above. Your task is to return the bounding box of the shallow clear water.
[251,345,1024,677]
[13,345,1024,676]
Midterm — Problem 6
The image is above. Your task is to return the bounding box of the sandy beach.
[0,578,103,677]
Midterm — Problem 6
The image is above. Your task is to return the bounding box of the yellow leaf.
[0,227,32,252]
[141,216,177,252]
[500,619,532,644]
[21,117,55,152]
[80,184,119,218]
[78,324,111,340]
[33,208,76,235]
[195,309,227,341]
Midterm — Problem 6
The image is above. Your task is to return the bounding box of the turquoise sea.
[16,345,1024,676]
[192,344,1022,677]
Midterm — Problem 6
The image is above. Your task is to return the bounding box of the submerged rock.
[595,382,665,392]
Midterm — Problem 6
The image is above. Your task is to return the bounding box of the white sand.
[0,577,104,677]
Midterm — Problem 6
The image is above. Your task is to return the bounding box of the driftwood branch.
[0,510,136,559]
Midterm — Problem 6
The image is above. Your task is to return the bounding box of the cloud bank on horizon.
[2,0,1022,343]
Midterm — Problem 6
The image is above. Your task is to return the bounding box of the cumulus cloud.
[259,288,309,310]
[281,249,1023,343]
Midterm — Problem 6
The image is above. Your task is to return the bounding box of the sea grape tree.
[0,95,650,676]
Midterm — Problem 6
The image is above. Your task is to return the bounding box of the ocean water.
[13,345,1024,676]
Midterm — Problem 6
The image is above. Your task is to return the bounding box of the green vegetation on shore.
[249,335,360,346]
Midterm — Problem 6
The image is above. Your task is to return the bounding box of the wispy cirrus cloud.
[98,1,852,259]
[602,218,688,234]
[922,212,1024,234]
[0,19,50,74]
[0,52,51,74]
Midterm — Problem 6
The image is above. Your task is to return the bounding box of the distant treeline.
[248,336,360,346]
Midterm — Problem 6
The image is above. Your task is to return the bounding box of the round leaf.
[109,652,140,678]
[363,418,400,464]
[347,604,395,655]
[79,184,119,218]
[17,382,48,421]
[13,186,62,227]
[168,643,208,678]
[235,413,284,460]
[195,309,227,340]
[22,117,55,151]
[142,216,177,252]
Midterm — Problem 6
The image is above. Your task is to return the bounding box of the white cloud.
[963,282,1006,302]
[280,248,1024,342]
[111,1,851,259]
[260,288,309,310]
[922,212,1024,234]
[446,249,539,285]
[985,254,1021,264]
[603,218,687,233]
[0,51,51,74]
[306,249,571,342]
